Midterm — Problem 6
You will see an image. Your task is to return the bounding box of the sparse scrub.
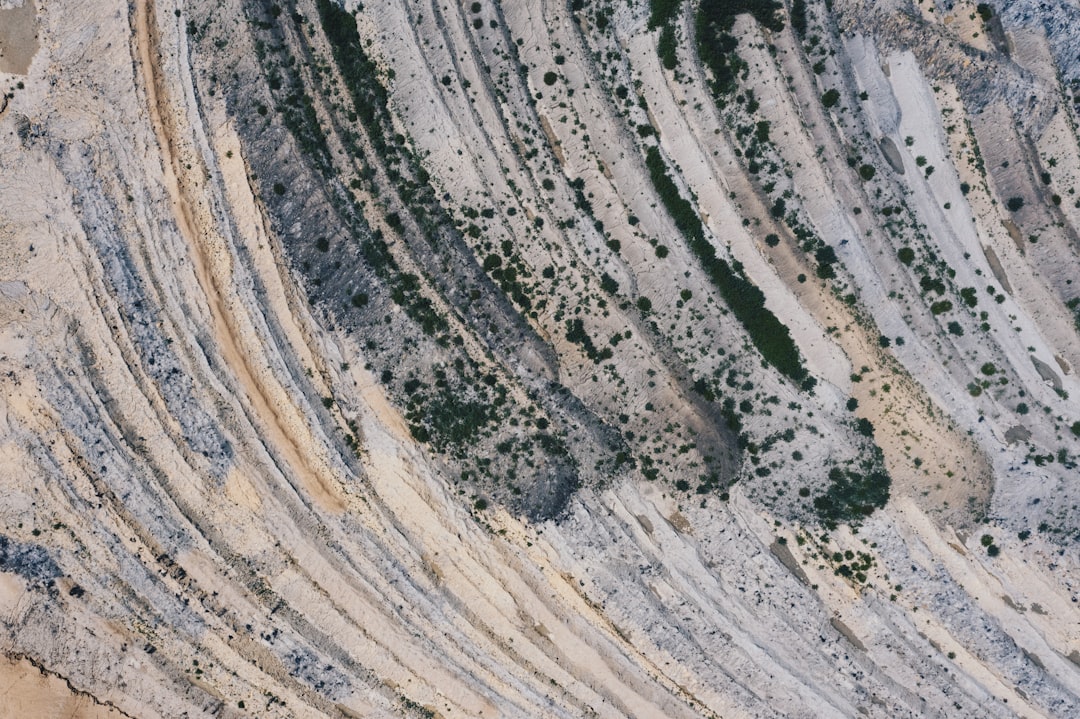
[644,146,808,384]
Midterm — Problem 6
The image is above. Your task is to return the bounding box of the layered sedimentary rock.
[2,0,1080,716]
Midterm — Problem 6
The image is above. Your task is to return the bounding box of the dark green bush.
[930,300,952,315]
[813,466,890,528]
[790,0,807,36]
[649,0,683,29]
[658,24,678,70]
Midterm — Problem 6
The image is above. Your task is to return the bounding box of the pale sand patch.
[0,655,125,719]
[0,0,37,75]
[223,466,262,512]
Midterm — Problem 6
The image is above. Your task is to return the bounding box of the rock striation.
[1,0,1080,716]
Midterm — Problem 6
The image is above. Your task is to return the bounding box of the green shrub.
[790,0,807,36]
[813,467,890,528]
[1006,196,1024,212]
[930,300,952,315]
[600,273,619,294]
[658,24,678,70]
[755,121,771,143]
[566,319,612,363]
[821,89,841,108]
[648,0,682,29]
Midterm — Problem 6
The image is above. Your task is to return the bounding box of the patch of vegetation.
[813,462,890,529]
[644,146,808,384]
[930,300,953,316]
[814,245,839,279]
[790,0,807,37]
[566,318,613,363]
[696,0,783,97]
[403,371,499,452]
[649,0,683,29]
[658,24,679,70]
[1066,297,1080,332]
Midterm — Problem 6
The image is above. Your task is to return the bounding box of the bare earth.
[1,0,1080,717]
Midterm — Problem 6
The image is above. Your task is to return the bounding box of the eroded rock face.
[1,0,1079,716]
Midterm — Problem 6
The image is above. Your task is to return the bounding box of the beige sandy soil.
[0,0,37,75]
[1,0,1079,717]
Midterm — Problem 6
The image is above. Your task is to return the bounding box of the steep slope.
[1,0,1079,716]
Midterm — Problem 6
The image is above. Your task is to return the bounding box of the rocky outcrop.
[2,0,1080,716]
